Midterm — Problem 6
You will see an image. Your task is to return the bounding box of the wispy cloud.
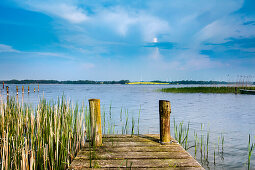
[19,0,88,23]
[197,15,255,44]
[0,44,73,60]
[88,6,171,41]
[0,44,20,53]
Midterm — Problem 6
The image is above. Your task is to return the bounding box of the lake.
[1,84,255,169]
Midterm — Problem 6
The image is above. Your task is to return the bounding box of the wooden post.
[28,86,30,94]
[89,99,102,146]
[22,86,24,94]
[38,84,39,92]
[34,88,35,92]
[16,86,18,95]
[6,86,9,96]
[159,100,171,144]
[2,81,4,89]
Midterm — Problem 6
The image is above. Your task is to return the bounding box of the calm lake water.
[1,84,255,169]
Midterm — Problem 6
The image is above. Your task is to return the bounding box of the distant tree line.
[1,79,252,85]
[0,80,130,84]
[151,80,229,84]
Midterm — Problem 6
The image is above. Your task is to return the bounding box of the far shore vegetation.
[2,79,255,85]
[161,86,255,94]
[127,81,169,85]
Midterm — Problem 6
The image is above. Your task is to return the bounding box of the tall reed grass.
[0,97,86,169]
[173,120,255,169]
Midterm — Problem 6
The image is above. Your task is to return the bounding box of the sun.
[153,37,158,43]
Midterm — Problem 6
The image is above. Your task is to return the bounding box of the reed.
[248,134,254,170]
[206,130,209,160]
[109,102,112,119]
[221,133,224,154]
[131,116,135,136]
[194,131,198,158]
[200,124,203,156]
[214,145,216,165]
[0,97,85,169]
[172,120,230,168]
[103,106,106,135]
[125,109,129,134]
[120,106,123,121]
[173,120,190,149]
[161,86,255,94]
[137,105,141,135]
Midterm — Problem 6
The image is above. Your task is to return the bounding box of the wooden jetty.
[70,134,203,169]
[70,99,203,169]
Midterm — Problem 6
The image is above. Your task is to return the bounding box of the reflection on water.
[1,84,255,169]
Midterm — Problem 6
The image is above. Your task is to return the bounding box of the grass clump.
[161,86,255,94]
[0,97,85,169]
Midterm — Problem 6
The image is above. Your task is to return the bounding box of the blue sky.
[0,0,255,81]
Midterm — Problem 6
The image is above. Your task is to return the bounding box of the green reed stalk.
[221,133,224,153]
[214,145,216,165]
[218,136,220,153]
[109,102,112,119]
[125,109,129,134]
[103,106,106,134]
[178,122,183,144]
[137,105,141,135]
[248,134,254,170]
[200,124,203,155]
[206,130,209,160]
[120,106,123,121]
[174,118,178,140]
[194,131,198,158]
[131,116,135,136]
[184,122,190,150]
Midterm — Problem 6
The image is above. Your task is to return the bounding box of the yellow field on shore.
[126,82,169,85]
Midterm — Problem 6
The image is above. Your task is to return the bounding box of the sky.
[0,0,255,81]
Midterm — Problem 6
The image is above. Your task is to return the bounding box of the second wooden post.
[159,100,171,143]
[89,99,102,146]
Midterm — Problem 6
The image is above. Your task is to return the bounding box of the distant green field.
[160,86,255,93]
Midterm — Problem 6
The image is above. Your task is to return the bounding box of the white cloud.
[197,16,255,44]
[0,44,20,53]
[0,44,73,60]
[20,1,88,23]
[97,7,170,40]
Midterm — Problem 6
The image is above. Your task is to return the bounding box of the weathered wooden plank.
[70,134,203,169]
[71,168,204,170]
[102,141,163,147]
[102,137,156,142]
[69,158,202,168]
[80,145,185,152]
[76,151,191,160]
[102,134,175,140]
[102,134,133,138]
[102,137,177,142]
